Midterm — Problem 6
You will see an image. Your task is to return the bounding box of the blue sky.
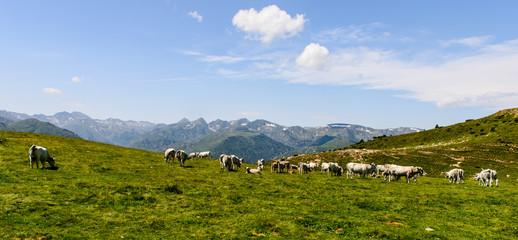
[2,1,518,129]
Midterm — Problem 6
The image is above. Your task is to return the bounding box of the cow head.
[415,167,425,176]
[48,157,56,167]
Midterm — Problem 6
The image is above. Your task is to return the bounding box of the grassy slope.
[1,127,518,239]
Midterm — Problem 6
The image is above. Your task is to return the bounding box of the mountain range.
[0,110,421,162]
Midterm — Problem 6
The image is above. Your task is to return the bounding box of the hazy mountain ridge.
[0,110,421,160]
[0,118,81,139]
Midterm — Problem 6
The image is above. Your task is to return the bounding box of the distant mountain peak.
[193,118,207,125]
[230,118,249,126]
[177,118,190,124]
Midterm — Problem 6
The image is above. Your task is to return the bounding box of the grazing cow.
[298,162,311,175]
[230,155,243,170]
[246,167,261,174]
[376,164,387,175]
[328,163,343,176]
[164,148,176,163]
[219,154,233,171]
[442,168,464,184]
[321,162,331,174]
[477,169,498,187]
[197,151,211,159]
[257,159,265,171]
[187,152,198,161]
[346,162,377,179]
[28,145,55,169]
[384,165,425,183]
[271,160,279,173]
[308,162,319,171]
[176,150,188,167]
[277,161,290,173]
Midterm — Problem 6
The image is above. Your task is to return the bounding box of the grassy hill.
[0,118,81,139]
[1,110,518,240]
[287,108,518,177]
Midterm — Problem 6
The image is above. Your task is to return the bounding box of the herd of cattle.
[27,145,499,187]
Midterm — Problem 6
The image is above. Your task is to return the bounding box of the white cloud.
[42,88,62,94]
[442,35,492,47]
[313,23,388,43]
[279,39,518,109]
[72,76,81,83]
[232,5,306,43]
[296,43,329,70]
[178,50,203,56]
[200,55,245,64]
[188,11,203,22]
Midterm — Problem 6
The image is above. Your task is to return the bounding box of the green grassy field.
[1,130,518,239]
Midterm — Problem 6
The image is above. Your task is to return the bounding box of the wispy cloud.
[42,88,62,94]
[200,55,246,64]
[232,5,306,43]
[178,50,203,56]
[313,23,389,43]
[188,11,203,22]
[442,35,492,47]
[72,76,81,83]
[280,39,518,109]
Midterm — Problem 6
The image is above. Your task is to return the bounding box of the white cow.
[164,148,176,163]
[197,151,211,159]
[219,154,233,171]
[298,162,311,175]
[29,145,55,169]
[384,165,425,183]
[442,168,464,184]
[346,162,377,179]
[308,162,319,171]
[176,150,188,167]
[477,169,498,187]
[187,152,198,161]
[321,162,331,174]
[230,155,243,170]
[257,159,265,171]
[245,167,261,174]
[278,161,290,173]
[376,164,387,175]
[380,164,403,181]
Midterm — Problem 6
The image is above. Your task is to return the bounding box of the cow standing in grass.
[257,159,265,171]
[219,154,233,171]
[164,148,176,163]
[384,165,425,183]
[29,145,55,169]
[442,168,464,184]
[176,150,188,167]
[329,163,343,176]
[346,162,376,179]
[476,169,498,187]
[230,155,243,170]
[188,152,198,161]
[197,151,211,159]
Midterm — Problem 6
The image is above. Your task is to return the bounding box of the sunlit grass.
[1,131,517,239]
